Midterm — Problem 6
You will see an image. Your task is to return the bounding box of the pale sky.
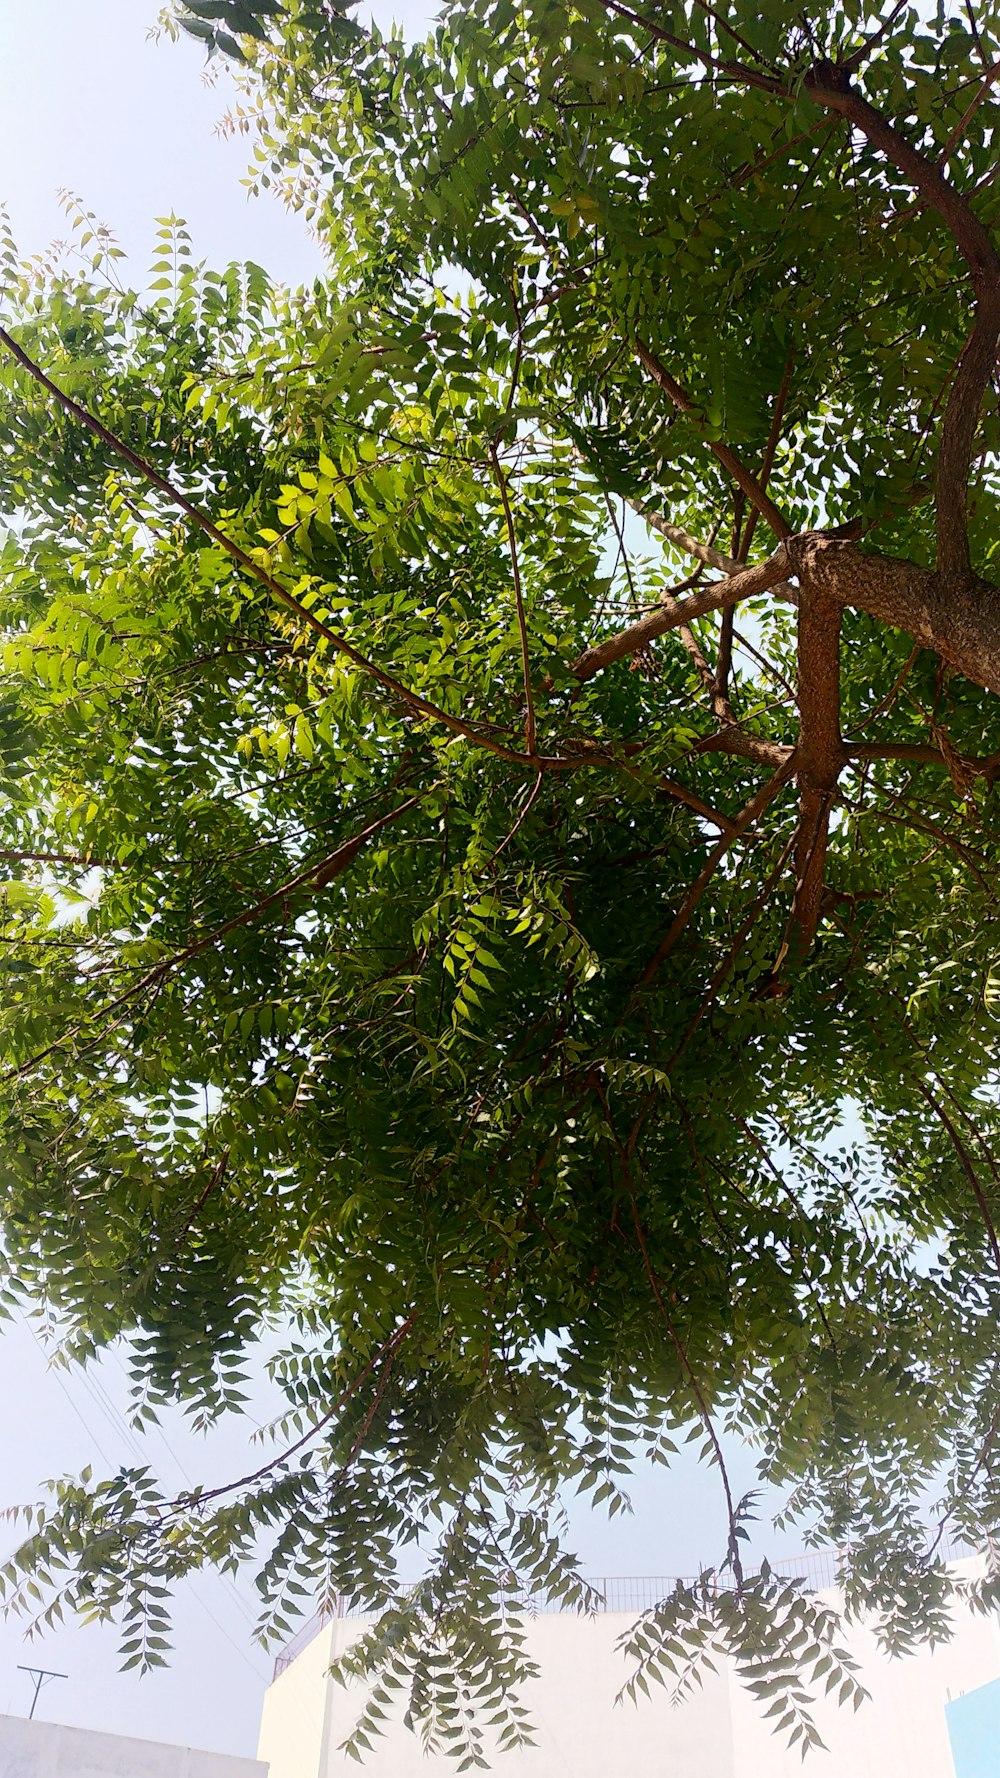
[0,1,799,1760]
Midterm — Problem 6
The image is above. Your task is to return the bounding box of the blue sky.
[0,1,803,1759]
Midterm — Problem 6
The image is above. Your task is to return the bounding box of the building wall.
[728,1590,1000,1778]
[0,1713,267,1778]
[260,1611,736,1778]
[257,1617,340,1778]
[259,1560,1000,1778]
[946,1674,1000,1778]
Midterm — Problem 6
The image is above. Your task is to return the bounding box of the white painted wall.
[260,1609,735,1778]
[0,1713,267,1778]
[728,1589,1000,1777]
[258,1560,1000,1778]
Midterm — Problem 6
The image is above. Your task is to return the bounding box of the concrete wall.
[257,1618,339,1778]
[259,1560,1000,1778]
[0,1713,267,1778]
[260,1611,736,1778]
[728,1586,1000,1777]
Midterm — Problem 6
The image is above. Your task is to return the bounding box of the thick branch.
[933,289,1000,586]
[786,535,1000,693]
[639,507,799,595]
[691,729,793,769]
[571,549,790,681]
[846,741,1000,783]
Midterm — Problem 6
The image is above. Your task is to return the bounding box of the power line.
[11,1314,268,1681]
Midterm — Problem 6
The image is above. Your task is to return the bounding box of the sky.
[0,0,807,1762]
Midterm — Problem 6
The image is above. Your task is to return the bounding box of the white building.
[0,1713,267,1778]
[257,1560,1000,1778]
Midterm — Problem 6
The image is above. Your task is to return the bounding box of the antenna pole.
[16,1666,67,1720]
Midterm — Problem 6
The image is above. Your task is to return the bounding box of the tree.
[1,0,1000,1754]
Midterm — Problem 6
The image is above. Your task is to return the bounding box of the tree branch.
[169,1314,417,1512]
[938,59,1000,167]
[803,64,1000,586]
[635,758,795,989]
[846,740,1000,778]
[634,340,793,540]
[656,780,737,833]
[691,729,792,769]
[666,830,797,1068]
[674,607,740,729]
[785,533,1000,693]
[788,582,845,959]
[570,549,790,681]
[739,348,794,563]
[489,441,536,756]
[3,787,434,1084]
[0,328,535,769]
[587,0,785,95]
[638,505,800,596]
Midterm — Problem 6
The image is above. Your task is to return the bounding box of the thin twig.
[739,349,795,563]
[938,59,1000,166]
[666,833,796,1067]
[625,1191,745,1590]
[634,340,792,540]
[169,1315,417,1512]
[912,1074,1000,1276]
[4,788,434,1084]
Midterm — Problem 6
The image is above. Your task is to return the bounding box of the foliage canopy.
[3,0,1000,1755]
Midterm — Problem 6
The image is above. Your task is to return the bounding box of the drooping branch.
[169,1314,418,1513]
[911,1076,1000,1278]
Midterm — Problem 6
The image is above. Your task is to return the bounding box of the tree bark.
[786,535,1000,695]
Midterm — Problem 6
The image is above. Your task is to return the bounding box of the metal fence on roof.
[271,1530,979,1682]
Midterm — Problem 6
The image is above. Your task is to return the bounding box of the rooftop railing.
[271,1531,978,1682]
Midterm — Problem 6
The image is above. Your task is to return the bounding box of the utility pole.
[16,1666,67,1720]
